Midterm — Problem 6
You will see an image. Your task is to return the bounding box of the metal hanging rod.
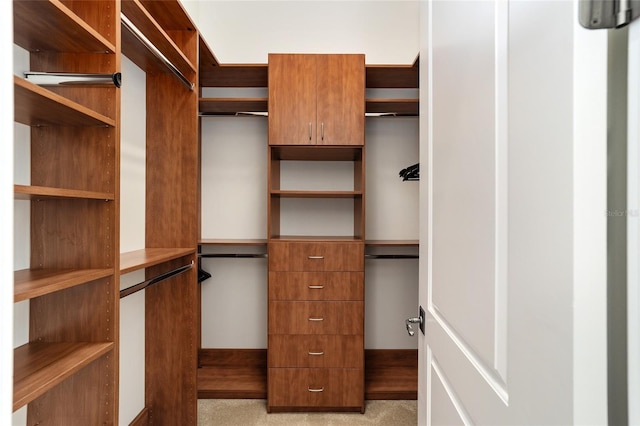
[120,13,194,91]
[365,254,419,259]
[120,260,194,298]
[24,72,122,87]
[199,253,268,259]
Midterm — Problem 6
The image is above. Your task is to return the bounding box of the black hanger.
[399,163,419,181]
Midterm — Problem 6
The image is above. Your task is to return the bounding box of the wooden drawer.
[268,368,363,408]
[269,241,364,272]
[269,271,364,301]
[268,335,363,368]
[269,301,364,335]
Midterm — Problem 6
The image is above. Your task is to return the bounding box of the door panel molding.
[428,306,508,404]
[428,350,472,425]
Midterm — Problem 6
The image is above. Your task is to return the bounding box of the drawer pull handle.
[307,256,324,259]
[308,285,324,289]
[308,317,324,321]
[308,387,324,393]
[308,351,324,356]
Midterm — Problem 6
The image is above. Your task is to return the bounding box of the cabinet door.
[268,54,317,145]
[316,54,365,146]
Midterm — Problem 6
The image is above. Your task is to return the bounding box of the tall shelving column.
[119,0,200,423]
[12,0,120,423]
[267,53,366,413]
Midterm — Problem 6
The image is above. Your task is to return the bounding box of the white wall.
[182,0,419,65]
[1,1,14,424]
[12,43,30,426]
[118,56,147,425]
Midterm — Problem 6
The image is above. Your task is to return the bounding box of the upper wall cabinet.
[268,54,365,146]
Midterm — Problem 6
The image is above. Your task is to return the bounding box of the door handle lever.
[405,316,422,337]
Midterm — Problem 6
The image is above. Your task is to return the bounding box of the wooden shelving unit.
[13,342,114,411]
[12,0,120,423]
[13,0,116,53]
[198,44,419,117]
[120,248,195,274]
[118,0,200,423]
[14,77,116,127]
[121,0,196,78]
[14,185,114,201]
[14,269,113,303]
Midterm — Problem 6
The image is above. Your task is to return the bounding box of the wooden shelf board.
[199,62,419,89]
[13,341,113,411]
[366,64,419,89]
[271,145,362,162]
[14,77,116,127]
[199,98,268,115]
[199,35,220,70]
[269,236,365,242]
[139,0,195,30]
[13,0,115,54]
[14,184,114,201]
[200,64,268,88]
[365,349,417,400]
[199,239,267,246]
[120,247,195,274]
[121,0,196,77]
[271,190,362,199]
[366,240,419,247]
[198,366,267,399]
[366,98,419,116]
[197,348,416,400]
[14,268,113,303]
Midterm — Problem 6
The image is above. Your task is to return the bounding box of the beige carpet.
[198,399,417,425]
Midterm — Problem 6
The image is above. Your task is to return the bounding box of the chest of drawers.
[267,241,365,413]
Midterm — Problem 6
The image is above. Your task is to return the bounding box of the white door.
[418,1,608,424]
[628,16,640,425]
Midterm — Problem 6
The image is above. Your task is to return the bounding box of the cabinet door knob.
[307,255,324,259]
[308,351,324,356]
[308,285,324,289]
[308,387,324,392]
[308,122,312,141]
[321,122,324,141]
[308,317,324,321]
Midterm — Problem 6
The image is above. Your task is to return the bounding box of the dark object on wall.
[198,267,212,283]
[399,163,419,181]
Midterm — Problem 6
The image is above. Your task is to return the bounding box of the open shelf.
[269,235,365,242]
[13,342,114,411]
[13,0,116,54]
[14,185,114,201]
[366,240,419,247]
[271,145,362,162]
[366,98,419,116]
[14,268,113,303]
[121,0,196,77]
[198,54,419,116]
[120,248,196,274]
[365,349,418,400]
[14,77,116,127]
[271,190,362,199]
[199,98,268,116]
[199,239,267,246]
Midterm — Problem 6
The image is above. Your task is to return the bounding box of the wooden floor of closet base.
[197,349,417,400]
